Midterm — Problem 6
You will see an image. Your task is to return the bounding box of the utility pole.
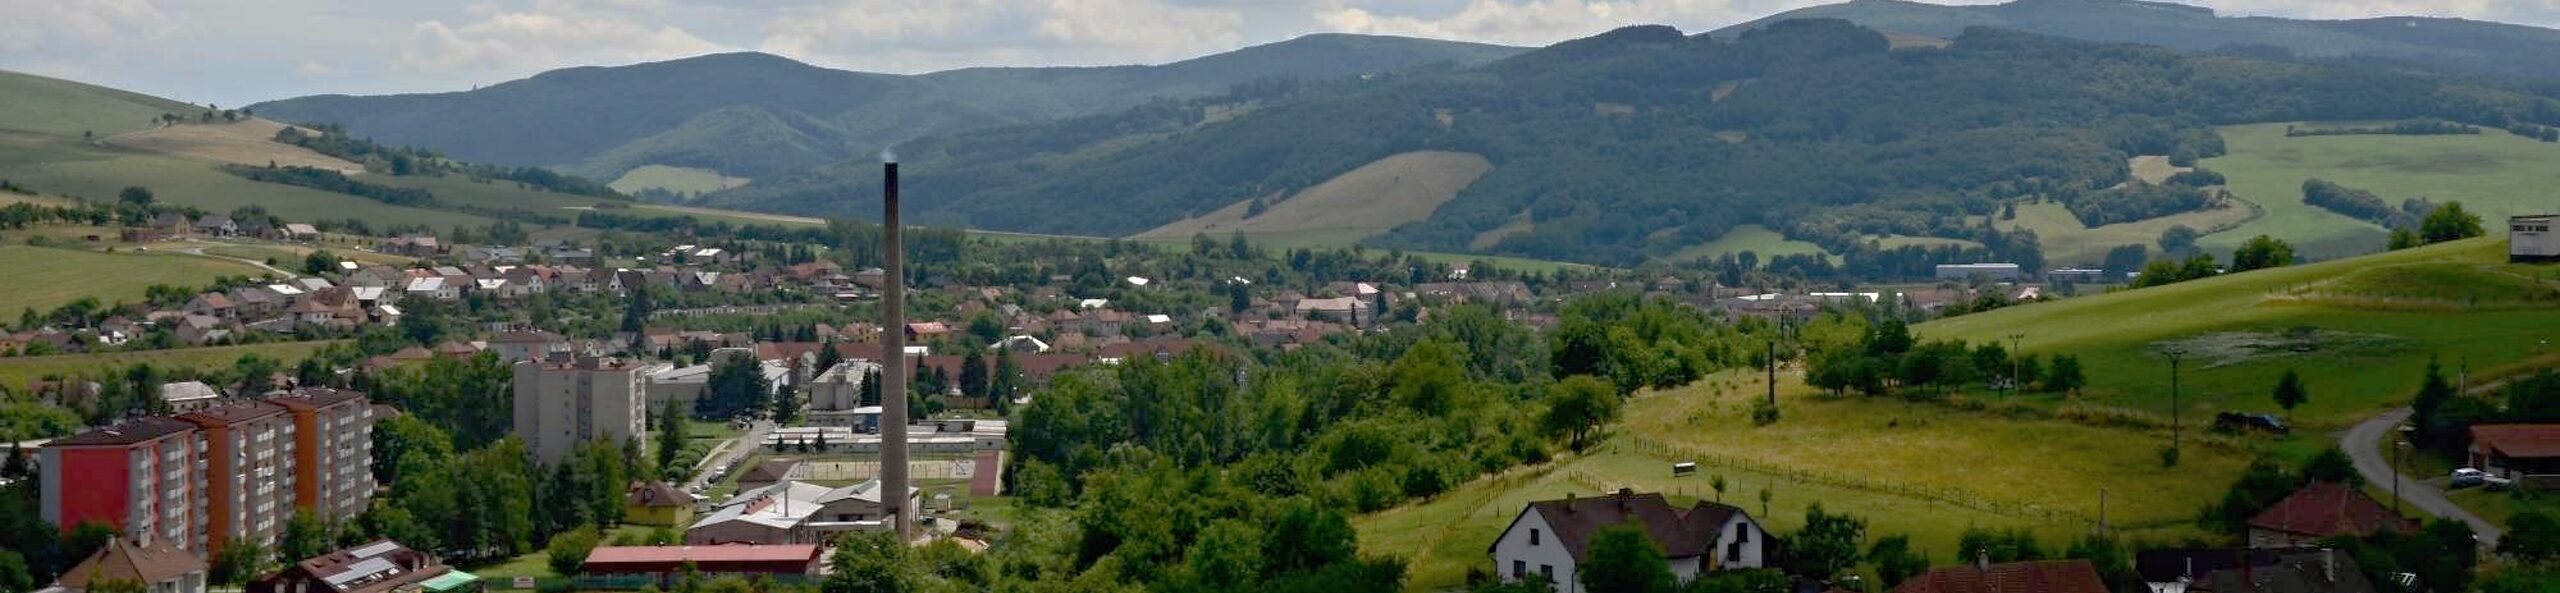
[878,152,912,542]
[2167,349,2183,453]
[2098,488,2108,537]
[1766,339,1778,408]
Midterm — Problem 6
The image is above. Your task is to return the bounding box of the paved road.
[169,245,299,277]
[2342,408,2502,547]
[686,420,772,492]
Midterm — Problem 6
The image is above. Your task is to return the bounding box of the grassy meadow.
[0,245,269,315]
[0,341,342,388]
[0,131,498,230]
[1999,200,2259,267]
[2201,123,2560,259]
[1922,238,2560,429]
[1358,367,2243,591]
[1665,224,1834,263]
[609,165,750,194]
[0,71,199,138]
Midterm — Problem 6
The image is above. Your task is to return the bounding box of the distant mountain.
[701,20,2560,267]
[248,35,1524,182]
[1714,0,2560,80]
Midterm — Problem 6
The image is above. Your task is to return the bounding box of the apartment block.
[175,402,297,554]
[271,388,375,521]
[513,356,650,464]
[40,417,204,551]
[40,388,378,556]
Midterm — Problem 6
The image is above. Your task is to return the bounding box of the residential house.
[626,482,700,527]
[52,537,208,593]
[149,212,191,237]
[2514,215,2558,263]
[2245,482,2416,548]
[173,315,231,346]
[2468,424,2560,483]
[379,236,441,257]
[404,277,457,301]
[1488,489,1766,592]
[191,215,237,237]
[160,381,222,412]
[2198,548,2372,593]
[184,293,236,320]
[904,322,952,341]
[1294,296,1370,323]
[249,540,469,593]
[1889,556,2107,593]
[280,223,321,241]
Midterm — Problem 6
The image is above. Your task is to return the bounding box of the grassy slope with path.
[2201,122,2560,259]
[1923,238,2559,429]
[0,245,269,315]
[1136,151,1492,246]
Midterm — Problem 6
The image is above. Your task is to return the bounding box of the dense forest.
[707,20,2560,267]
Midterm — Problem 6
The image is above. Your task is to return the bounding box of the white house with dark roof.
[1488,489,1765,593]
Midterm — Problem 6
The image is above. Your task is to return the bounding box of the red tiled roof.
[1891,560,2108,593]
[2472,424,2560,459]
[2245,481,2417,538]
[585,545,820,565]
[58,538,206,587]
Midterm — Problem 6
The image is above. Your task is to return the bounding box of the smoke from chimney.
[880,147,897,164]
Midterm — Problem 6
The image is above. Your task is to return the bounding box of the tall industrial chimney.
[878,151,912,541]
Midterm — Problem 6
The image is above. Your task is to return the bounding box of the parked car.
[2214,412,2290,435]
[2451,468,2513,490]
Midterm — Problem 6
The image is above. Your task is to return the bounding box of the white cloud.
[0,0,175,57]
[759,0,1247,72]
[398,0,728,77]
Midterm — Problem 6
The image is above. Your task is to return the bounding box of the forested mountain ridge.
[1716,0,2560,81]
[701,20,2560,268]
[247,35,1524,181]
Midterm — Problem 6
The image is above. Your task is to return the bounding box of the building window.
[1529,528,1540,546]
[1540,565,1554,580]
[1513,560,1526,579]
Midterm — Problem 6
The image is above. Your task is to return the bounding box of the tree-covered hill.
[247,35,1524,181]
[1717,0,2560,81]
[703,20,2560,267]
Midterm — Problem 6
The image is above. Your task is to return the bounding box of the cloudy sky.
[8,0,2559,106]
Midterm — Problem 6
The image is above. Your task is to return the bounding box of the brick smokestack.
[879,150,911,541]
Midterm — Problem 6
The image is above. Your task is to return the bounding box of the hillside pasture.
[1358,368,2236,591]
[2201,122,2560,259]
[1663,224,1833,263]
[1136,151,1492,245]
[102,119,361,172]
[609,165,750,194]
[0,70,201,138]
[0,245,268,315]
[0,131,495,230]
[1922,238,2560,429]
[1999,200,2258,266]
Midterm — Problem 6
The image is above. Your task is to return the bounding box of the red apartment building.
[41,388,377,555]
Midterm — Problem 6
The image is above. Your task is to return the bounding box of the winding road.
[2342,408,2501,547]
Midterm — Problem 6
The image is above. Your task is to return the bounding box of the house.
[626,482,700,527]
[735,459,804,493]
[488,330,571,363]
[1889,556,2107,593]
[581,545,822,584]
[173,315,230,346]
[684,479,920,544]
[248,540,474,593]
[2198,548,2372,593]
[1488,489,1766,592]
[380,236,441,257]
[2513,215,2558,263]
[904,322,951,341]
[191,214,237,237]
[52,537,208,593]
[1294,297,1370,323]
[2245,482,2417,548]
[184,293,236,320]
[150,212,192,237]
[2468,424,2560,482]
[1934,263,2024,282]
[280,223,321,241]
[404,277,457,301]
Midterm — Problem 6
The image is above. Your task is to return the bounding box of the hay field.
[1136,151,1491,244]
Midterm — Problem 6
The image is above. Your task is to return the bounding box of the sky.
[7,0,2560,107]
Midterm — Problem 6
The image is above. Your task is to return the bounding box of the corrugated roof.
[584,545,820,565]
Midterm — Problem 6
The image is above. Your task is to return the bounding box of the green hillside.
[1922,237,2560,428]
[0,70,200,138]
[251,36,1525,181]
[0,130,497,230]
[710,21,2560,269]
[0,245,269,315]
[1716,0,2560,80]
[2199,122,2560,259]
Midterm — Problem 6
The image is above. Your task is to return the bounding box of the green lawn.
[1358,367,2234,591]
[1922,238,2560,430]
[1664,224,1834,264]
[2201,122,2560,260]
[0,341,343,387]
[0,245,270,314]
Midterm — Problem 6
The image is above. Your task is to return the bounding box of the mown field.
[1999,200,2258,268]
[1664,224,1833,263]
[0,341,342,388]
[2201,122,2560,260]
[1923,238,2560,430]
[1358,367,2245,591]
[0,245,269,315]
[609,165,750,194]
[1137,151,1492,246]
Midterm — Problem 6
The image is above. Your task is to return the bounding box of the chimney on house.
[2322,548,2336,583]
[1975,549,1990,573]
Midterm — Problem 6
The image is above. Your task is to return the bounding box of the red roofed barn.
[2246,482,2418,548]
[2469,423,2560,481]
